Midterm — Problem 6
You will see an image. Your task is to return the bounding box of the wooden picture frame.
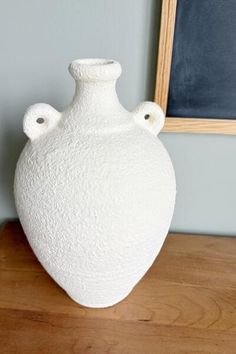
[155,0,236,135]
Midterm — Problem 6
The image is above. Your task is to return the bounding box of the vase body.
[14,59,176,308]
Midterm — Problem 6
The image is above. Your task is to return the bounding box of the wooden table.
[0,222,236,353]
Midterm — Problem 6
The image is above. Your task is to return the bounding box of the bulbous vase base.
[67,286,134,308]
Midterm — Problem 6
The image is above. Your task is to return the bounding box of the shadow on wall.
[0,108,27,225]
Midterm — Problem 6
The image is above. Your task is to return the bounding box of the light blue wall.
[1,0,236,235]
[162,133,236,236]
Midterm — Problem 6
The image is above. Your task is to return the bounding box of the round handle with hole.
[133,102,165,135]
[23,103,61,141]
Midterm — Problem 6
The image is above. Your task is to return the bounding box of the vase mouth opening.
[69,58,122,81]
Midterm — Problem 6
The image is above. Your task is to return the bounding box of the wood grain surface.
[162,117,236,135]
[0,221,236,353]
[155,0,177,114]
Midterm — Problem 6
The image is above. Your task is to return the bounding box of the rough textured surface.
[14,59,176,308]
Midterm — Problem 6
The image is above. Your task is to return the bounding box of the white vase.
[14,59,176,308]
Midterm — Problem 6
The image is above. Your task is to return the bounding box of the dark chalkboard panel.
[167,0,236,119]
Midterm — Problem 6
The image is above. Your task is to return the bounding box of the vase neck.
[68,58,123,113]
[63,59,130,131]
[71,79,121,113]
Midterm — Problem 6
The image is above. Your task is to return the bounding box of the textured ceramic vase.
[14,59,176,308]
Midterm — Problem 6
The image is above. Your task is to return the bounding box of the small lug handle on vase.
[133,102,165,135]
[23,103,61,141]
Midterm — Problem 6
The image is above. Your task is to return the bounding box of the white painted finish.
[14,59,176,308]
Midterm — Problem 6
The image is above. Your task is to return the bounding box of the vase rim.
[69,58,122,81]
